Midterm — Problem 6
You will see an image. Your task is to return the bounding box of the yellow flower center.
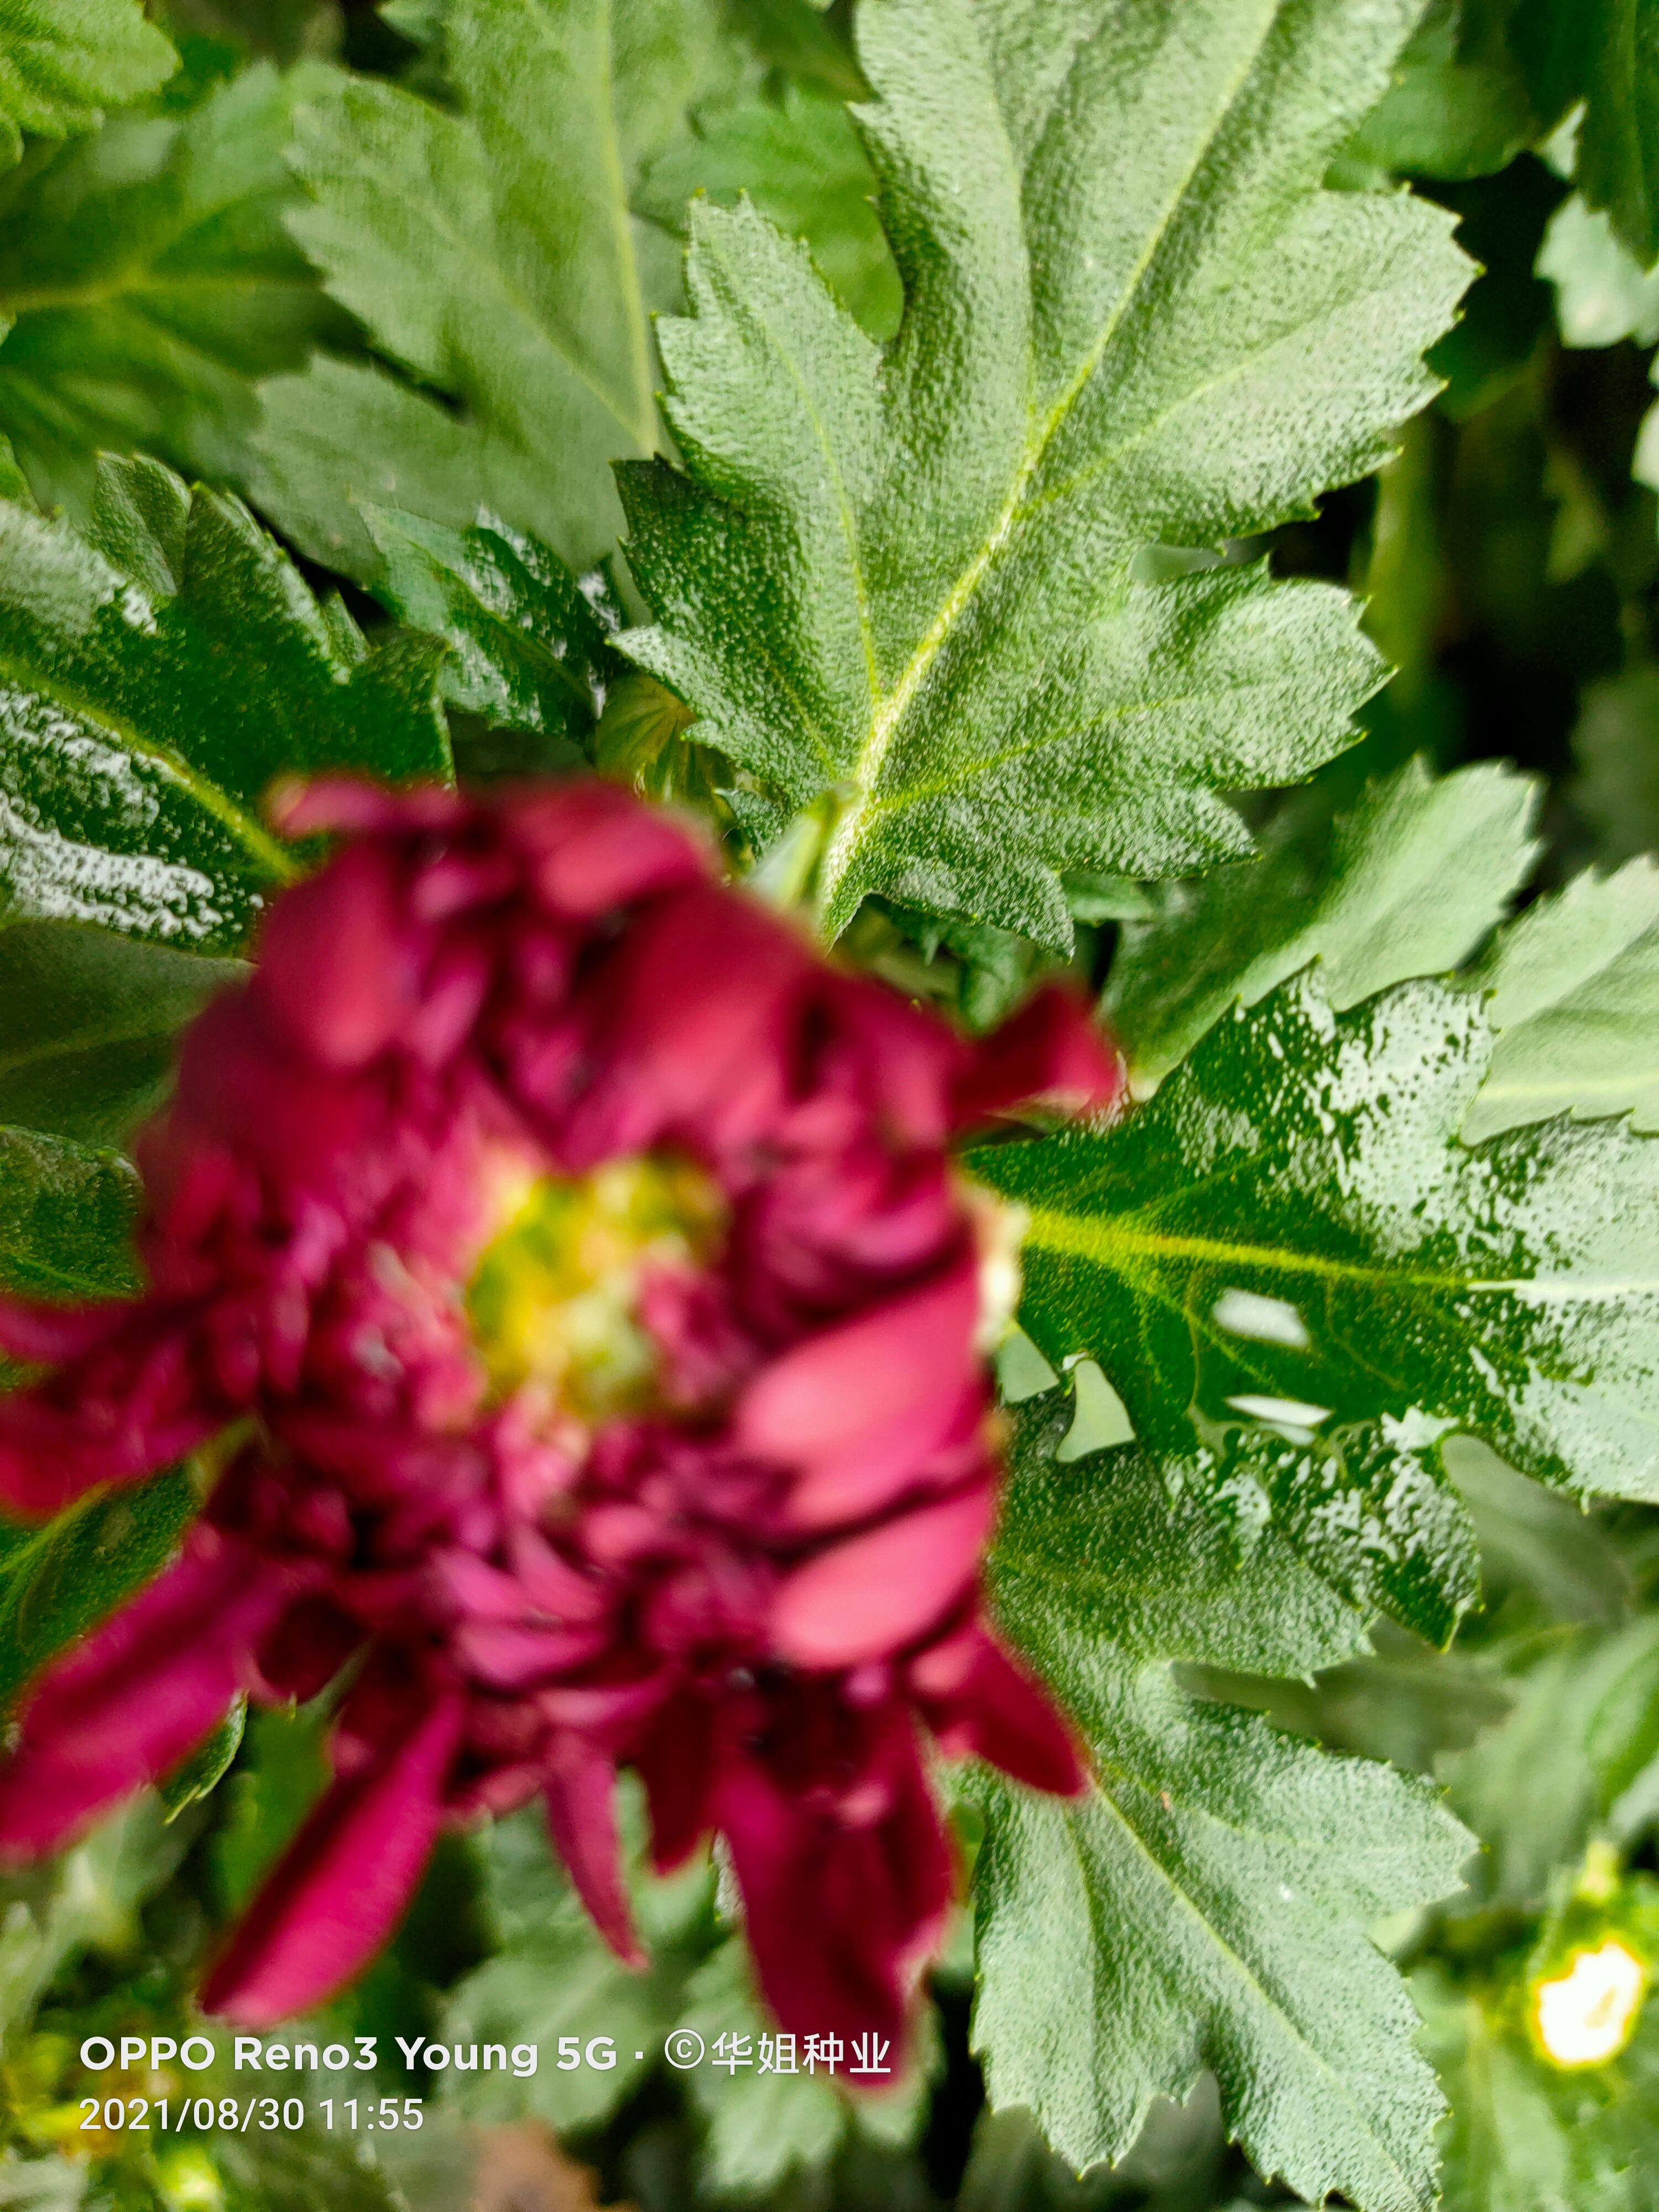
[1532,1940,1647,2069]
[466,1152,726,1421]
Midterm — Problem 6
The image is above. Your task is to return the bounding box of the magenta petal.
[542,1749,644,1966]
[0,1396,218,1516]
[953,983,1124,1126]
[0,1296,131,1364]
[738,1267,983,1526]
[716,1718,951,2054]
[633,1694,717,1872]
[257,843,413,1070]
[912,1625,1088,1797]
[770,1487,996,1668]
[512,779,707,915]
[454,1618,611,1688]
[200,1691,463,2028]
[271,776,462,840]
[0,1532,291,1861]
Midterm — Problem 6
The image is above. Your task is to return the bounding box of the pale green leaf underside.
[1106,755,1541,1092]
[442,1802,711,2134]
[1538,190,1659,349]
[0,0,175,168]
[681,1943,845,2195]
[972,973,1659,1641]
[1465,855,1659,1140]
[620,0,1469,946]
[972,1415,1467,2211]
[1439,1614,1659,1908]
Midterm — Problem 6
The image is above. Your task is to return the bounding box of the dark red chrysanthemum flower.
[0,780,1120,2053]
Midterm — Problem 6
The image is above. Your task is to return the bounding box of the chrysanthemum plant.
[2,1,1658,2208]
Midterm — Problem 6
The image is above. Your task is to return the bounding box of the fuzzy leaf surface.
[639,79,902,339]
[363,505,622,742]
[0,455,448,951]
[0,1123,137,1297]
[0,62,340,520]
[972,974,1659,1640]
[619,0,1469,946]
[257,0,737,582]
[1105,757,1540,1092]
[677,1939,932,2196]
[0,0,175,168]
[970,1411,1467,2211]
[1464,857,1659,1140]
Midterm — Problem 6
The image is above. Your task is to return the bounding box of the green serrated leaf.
[0,1469,194,1708]
[158,1692,246,1821]
[0,1126,139,1298]
[640,79,902,340]
[1441,1618,1659,1905]
[1415,1964,1659,2212]
[0,453,448,951]
[989,1409,1368,1682]
[675,1938,935,2198]
[1347,0,1537,180]
[441,1799,713,2133]
[972,973,1659,1641]
[679,1939,849,2195]
[214,2120,406,2212]
[0,0,176,170]
[618,0,1469,947]
[1104,756,1541,1093]
[971,1410,1468,2212]
[363,504,621,739]
[1464,857,1659,1140]
[1576,0,1659,270]
[0,62,342,521]
[0,920,239,1146]
[254,0,739,583]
